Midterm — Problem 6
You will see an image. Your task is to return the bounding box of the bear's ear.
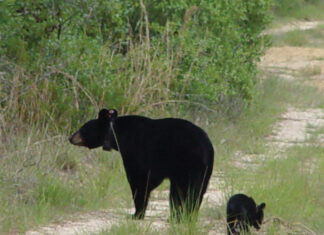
[98,108,118,122]
[258,202,266,210]
[107,109,118,119]
[98,109,109,121]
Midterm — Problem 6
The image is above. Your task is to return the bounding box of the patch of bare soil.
[26,209,122,235]
[261,47,324,70]
[260,45,324,90]
[266,107,324,148]
[264,21,322,35]
[261,46,324,92]
[261,21,324,90]
[260,47,324,84]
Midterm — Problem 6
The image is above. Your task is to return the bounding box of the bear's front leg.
[131,186,151,220]
[125,167,157,220]
[226,216,236,235]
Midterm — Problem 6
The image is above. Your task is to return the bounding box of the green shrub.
[0,0,273,129]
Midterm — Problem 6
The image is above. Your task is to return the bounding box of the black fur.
[69,109,214,220]
[226,194,266,235]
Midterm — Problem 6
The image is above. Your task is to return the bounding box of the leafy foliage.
[0,0,272,128]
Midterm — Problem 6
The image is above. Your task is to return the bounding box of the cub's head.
[253,202,266,230]
[69,109,118,150]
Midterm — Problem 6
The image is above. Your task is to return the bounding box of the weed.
[272,24,324,47]
[102,221,157,235]
[299,65,321,77]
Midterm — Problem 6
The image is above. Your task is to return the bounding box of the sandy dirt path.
[264,21,322,35]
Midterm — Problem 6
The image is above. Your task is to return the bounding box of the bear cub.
[226,194,266,235]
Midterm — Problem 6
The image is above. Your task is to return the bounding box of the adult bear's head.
[69,109,118,151]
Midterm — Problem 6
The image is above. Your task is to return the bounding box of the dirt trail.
[26,210,120,235]
[267,108,324,148]
[264,21,322,35]
[260,21,324,88]
[25,21,324,235]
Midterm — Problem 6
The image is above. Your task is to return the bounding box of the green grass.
[299,65,322,77]
[226,146,324,234]
[308,125,324,144]
[272,24,324,47]
[272,0,324,22]
[1,77,324,234]
[96,217,207,235]
[0,134,131,233]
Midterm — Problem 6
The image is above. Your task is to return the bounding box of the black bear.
[226,194,266,235]
[69,109,214,220]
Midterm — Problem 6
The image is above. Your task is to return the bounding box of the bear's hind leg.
[169,181,201,222]
[169,182,183,221]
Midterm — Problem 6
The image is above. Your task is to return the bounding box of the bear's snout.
[69,131,84,146]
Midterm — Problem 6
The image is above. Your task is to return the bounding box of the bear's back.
[114,115,213,174]
[116,115,211,145]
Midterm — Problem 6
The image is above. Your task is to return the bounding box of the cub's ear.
[258,202,266,210]
[98,108,118,122]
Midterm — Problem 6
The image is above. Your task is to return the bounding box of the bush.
[0,0,272,129]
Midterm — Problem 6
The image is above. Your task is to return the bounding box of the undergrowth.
[0,0,272,130]
[1,76,324,234]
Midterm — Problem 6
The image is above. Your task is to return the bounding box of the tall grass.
[0,39,180,131]
[0,132,131,232]
[1,76,324,233]
[104,222,156,235]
